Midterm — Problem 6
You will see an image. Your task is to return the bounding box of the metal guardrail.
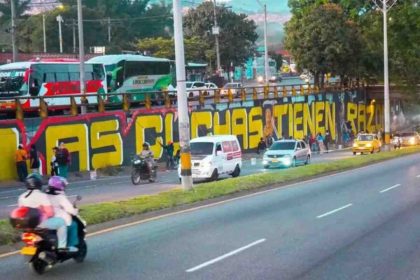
[0,82,360,120]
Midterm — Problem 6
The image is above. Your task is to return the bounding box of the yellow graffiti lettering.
[45,124,89,173]
[231,108,248,149]
[135,115,163,158]
[191,111,212,139]
[366,105,375,133]
[249,107,263,149]
[273,104,288,138]
[213,110,231,135]
[293,103,304,140]
[90,120,123,170]
[325,102,336,140]
[358,104,366,132]
[303,103,315,137]
[315,102,326,135]
[288,104,294,137]
[0,128,19,180]
[347,102,358,133]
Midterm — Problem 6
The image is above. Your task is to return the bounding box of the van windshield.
[190,142,214,156]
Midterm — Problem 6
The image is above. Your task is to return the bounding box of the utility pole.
[42,14,47,53]
[107,17,111,43]
[77,0,87,114]
[212,0,221,73]
[72,19,76,54]
[173,0,193,190]
[10,0,17,62]
[256,0,269,84]
[56,14,64,53]
[372,0,397,145]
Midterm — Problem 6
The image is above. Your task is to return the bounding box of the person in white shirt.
[46,176,79,250]
[17,173,68,250]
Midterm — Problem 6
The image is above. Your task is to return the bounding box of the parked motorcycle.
[131,155,157,184]
[11,196,87,275]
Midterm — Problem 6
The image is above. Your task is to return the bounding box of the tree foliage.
[183,2,258,69]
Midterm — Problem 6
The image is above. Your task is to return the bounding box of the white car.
[204,82,218,97]
[263,139,311,168]
[221,82,242,97]
[186,81,207,98]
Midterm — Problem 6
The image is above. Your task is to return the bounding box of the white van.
[178,135,242,181]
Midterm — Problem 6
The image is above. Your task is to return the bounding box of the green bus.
[87,54,173,103]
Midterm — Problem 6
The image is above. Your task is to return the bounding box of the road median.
[1,146,419,247]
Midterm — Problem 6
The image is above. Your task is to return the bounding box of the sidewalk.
[0,147,351,189]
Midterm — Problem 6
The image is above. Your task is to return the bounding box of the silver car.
[399,131,420,146]
[263,140,311,168]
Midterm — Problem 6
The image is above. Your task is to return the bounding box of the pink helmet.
[47,176,68,192]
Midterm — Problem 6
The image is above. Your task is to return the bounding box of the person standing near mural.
[29,144,40,173]
[257,137,267,154]
[317,133,325,154]
[51,147,59,176]
[15,144,28,182]
[159,141,175,170]
[56,143,70,178]
[324,130,332,153]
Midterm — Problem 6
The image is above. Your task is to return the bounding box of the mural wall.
[0,90,383,180]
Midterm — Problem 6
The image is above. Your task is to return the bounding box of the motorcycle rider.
[17,173,69,251]
[45,176,79,252]
[139,142,155,175]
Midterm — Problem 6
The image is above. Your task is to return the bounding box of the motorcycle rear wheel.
[31,257,47,275]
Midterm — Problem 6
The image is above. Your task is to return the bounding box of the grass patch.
[1,147,419,245]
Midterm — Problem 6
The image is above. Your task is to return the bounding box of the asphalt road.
[0,150,352,218]
[1,153,419,279]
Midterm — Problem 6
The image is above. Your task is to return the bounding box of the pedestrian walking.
[257,137,267,154]
[159,141,175,170]
[51,147,59,176]
[56,143,70,178]
[29,144,40,173]
[316,133,325,154]
[324,130,332,153]
[15,144,28,182]
[309,134,318,152]
[174,149,180,166]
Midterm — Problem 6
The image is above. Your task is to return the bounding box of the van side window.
[300,141,306,149]
[216,144,222,152]
[222,141,233,152]
[296,142,302,149]
[231,140,239,151]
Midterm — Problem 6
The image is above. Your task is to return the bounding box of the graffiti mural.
[0,90,383,180]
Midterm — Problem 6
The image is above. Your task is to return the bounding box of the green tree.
[285,3,363,86]
[135,36,208,62]
[183,2,258,69]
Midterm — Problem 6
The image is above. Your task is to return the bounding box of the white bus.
[87,54,174,103]
[0,58,107,110]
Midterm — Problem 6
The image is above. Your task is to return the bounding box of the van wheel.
[231,165,240,177]
[210,169,218,181]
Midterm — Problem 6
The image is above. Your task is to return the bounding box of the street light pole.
[10,0,17,62]
[56,14,63,53]
[212,0,221,73]
[256,0,269,84]
[42,14,47,53]
[173,0,193,190]
[77,0,87,114]
[372,0,397,145]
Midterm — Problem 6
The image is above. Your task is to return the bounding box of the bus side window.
[29,78,40,96]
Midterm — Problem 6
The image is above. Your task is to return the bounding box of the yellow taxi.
[352,133,382,155]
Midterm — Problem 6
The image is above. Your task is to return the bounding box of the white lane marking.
[379,184,401,193]
[186,239,266,273]
[317,203,353,219]
[416,175,420,178]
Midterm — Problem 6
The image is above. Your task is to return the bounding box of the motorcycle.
[131,155,157,184]
[14,196,87,275]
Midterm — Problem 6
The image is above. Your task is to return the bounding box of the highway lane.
[0,150,352,218]
[0,153,419,279]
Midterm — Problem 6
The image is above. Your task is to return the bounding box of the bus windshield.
[0,69,27,97]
